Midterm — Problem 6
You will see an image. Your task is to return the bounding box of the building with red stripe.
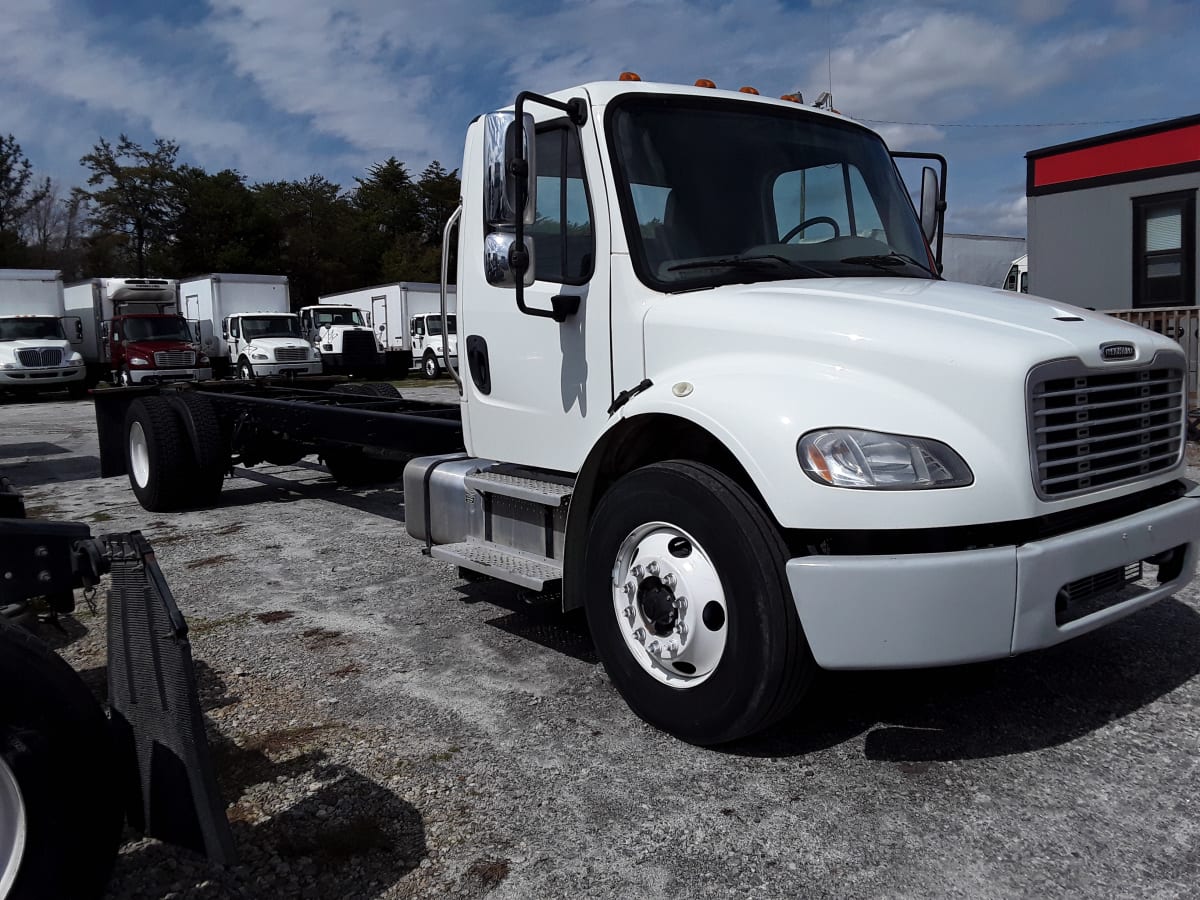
[1026,114,1200,310]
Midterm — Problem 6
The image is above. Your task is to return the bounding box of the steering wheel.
[781,216,841,243]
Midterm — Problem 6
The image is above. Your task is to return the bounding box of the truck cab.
[410,312,457,379]
[223,312,321,379]
[106,313,212,385]
[298,304,382,375]
[1003,254,1030,293]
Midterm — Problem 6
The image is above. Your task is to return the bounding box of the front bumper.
[787,484,1200,668]
[251,362,322,377]
[0,365,86,388]
[128,367,213,385]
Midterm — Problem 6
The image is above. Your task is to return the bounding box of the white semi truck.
[318,282,458,378]
[0,269,87,399]
[178,274,321,379]
[96,78,1200,746]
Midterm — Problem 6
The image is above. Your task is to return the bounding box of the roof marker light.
[695,78,716,88]
[739,86,759,95]
[619,71,641,81]
[780,93,804,103]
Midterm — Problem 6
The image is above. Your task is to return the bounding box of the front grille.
[274,347,309,362]
[1028,354,1185,499]
[1055,562,1143,625]
[342,330,378,362]
[16,347,63,367]
[154,350,196,367]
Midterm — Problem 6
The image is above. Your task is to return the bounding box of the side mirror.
[221,319,229,340]
[483,111,537,288]
[919,166,940,243]
[100,322,110,341]
[483,111,536,227]
[61,316,83,344]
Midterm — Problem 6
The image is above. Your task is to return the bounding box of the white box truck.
[64,277,213,385]
[297,302,384,376]
[0,269,87,398]
[317,282,457,378]
[178,274,321,379]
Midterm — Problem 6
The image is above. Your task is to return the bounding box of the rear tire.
[125,396,189,511]
[176,393,227,506]
[0,620,122,899]
[363,382,402,400]
[422,353,439,380]
[583,461,814,745]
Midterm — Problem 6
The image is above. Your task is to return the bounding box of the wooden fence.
[1104,306,1200,407]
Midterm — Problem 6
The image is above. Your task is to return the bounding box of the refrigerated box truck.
[317,282,457,378]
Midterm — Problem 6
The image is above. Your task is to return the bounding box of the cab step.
[463,470,573,506]
[431,540,563,591]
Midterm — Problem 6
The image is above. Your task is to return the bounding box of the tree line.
[0,133,460,306]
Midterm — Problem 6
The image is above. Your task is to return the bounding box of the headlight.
[67,352,84,366]
[251,352,269,361]
[198,354,210,365]
[130,356,149,366]
[798,429,972,490]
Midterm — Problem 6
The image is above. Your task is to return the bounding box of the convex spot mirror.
[483,111,536,288]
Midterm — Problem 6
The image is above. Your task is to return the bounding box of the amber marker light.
[695,78,716,88]
[619,71,641,81]
[780,93,802,103]
[739,86,759,94]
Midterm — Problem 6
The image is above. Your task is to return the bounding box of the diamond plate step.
[431,541,563,591]
[464,471,573,506]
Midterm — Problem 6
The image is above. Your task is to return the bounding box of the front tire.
[237,358,254,380]
[583,461,814,745]
[422,352,439,380]
[0,620,122,899]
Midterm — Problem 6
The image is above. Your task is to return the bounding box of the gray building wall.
[1028,171,1200,310]
[940,233,1027,287]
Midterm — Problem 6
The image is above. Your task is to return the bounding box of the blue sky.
[1,0,1196,236]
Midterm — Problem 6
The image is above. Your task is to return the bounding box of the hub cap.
[0,756,27,896]
[611,522,727,688]
[129,421,150,488]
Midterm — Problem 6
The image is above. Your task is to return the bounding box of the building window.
[1133,190,1195,308]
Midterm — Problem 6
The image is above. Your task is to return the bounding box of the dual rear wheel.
[125,394,227,511]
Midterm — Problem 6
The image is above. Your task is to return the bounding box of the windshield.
[425,315,457,336]
[0,317,65,341]
[315,308,366,328]
[242,316,302,340]
[608,96,935,291]
[121,316,193,342]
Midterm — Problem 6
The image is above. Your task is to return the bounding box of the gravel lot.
[3,386,1200,899]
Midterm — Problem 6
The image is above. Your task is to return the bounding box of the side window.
[532,124,594,284]
[1133,190,1196,308]
[411,318,423,336]
[229,317,240,339]
[1004,265,1018,291]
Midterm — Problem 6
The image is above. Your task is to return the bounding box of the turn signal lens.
[739,86,759,95]
[695,78,716,88]
[619,71,641,81]
[780,93,803,103]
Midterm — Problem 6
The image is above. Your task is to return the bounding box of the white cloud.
[952,194,1028,236]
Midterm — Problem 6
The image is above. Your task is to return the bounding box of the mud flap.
[104,531,236,864]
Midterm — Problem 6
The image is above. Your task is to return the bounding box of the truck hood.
[125,340,197,353]
[0,338,72,351]
[644,277,1179,375]
[638,277,1185,528]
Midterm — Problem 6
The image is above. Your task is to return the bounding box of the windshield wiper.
[668,254,830,279]
[838,251,935,277]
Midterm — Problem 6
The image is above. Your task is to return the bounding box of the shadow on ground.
[725,595,1200,762]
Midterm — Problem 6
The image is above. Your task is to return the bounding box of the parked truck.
[178,274,321,379]
[297,302,384,376]
[93,77,1200,746]
[64,277,213,386]
[0,269,87,399]
[318,282,457,378]
[1003,254,1030,293]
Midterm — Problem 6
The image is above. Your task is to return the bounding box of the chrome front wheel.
[0,755,27,898]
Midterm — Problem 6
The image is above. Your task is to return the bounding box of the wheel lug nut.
[633,627,646,644]
[647,560,660,576]
[676,596,687,614]
[631,565,644,581]
[648,640,661,656]
[622,605,635,623]
[623,580,636,597]
[677,623,689,644]
[663,573,676,589]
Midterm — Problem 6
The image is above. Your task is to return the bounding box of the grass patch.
[185,553,236,569]
[241,723,341,756]
[429,745,461,762]
[84,510,114,523]
[254,610,296,624]
[188,612,253,634]
[302,627,347,650]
